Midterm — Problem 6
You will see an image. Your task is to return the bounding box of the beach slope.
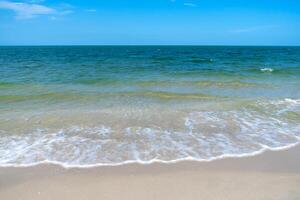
[0,145,299,200]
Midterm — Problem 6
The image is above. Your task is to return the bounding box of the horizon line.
[0,44,300,47]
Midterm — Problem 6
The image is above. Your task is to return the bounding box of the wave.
[151,56,177,62]
[136,80,269,88]
[260,68,274,72]
[1,142,299,169]
[0,98,299,168]
[0,91,219,103]
[0,82,21,88]
[188,58,213,64]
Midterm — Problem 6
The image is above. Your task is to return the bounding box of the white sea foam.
[260,68,274,72]
[0,142,299,169]
[0,99,299,168]
[283,98,300,105]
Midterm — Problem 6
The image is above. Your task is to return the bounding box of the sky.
[0,0,299,45]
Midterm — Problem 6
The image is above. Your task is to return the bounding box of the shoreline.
[0,142,299,169]
[1,144,299,200]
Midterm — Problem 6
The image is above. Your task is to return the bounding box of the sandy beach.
[1,1,300,199]
[1,46,300,200]
[0,145,299,200]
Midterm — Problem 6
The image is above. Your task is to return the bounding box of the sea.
[0,46,299,168]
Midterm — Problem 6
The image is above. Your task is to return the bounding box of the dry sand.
[0,145,300,200]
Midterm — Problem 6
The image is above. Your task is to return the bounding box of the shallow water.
[0,46,299,167]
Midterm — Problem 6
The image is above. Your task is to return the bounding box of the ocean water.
[0,46,299,168]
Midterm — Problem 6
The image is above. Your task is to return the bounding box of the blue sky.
[0,0,299,45]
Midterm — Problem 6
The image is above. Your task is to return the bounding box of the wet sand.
[0,145,299,200]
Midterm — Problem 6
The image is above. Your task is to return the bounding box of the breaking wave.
[0,98,299,168]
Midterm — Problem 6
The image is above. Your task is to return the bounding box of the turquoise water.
[0,46,300,167]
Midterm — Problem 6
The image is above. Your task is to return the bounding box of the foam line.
[0,142,298,169]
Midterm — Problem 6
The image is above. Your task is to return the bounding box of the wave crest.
[260,68,274,72]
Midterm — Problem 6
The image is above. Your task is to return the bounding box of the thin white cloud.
[84,9,96,12]
[57,3,73,10]
[26,0,45,3]
[0,1,54,19]
[231,25,277,33]
[58,9,72,15]
[0,1,73,19]
[184,3,197,7]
